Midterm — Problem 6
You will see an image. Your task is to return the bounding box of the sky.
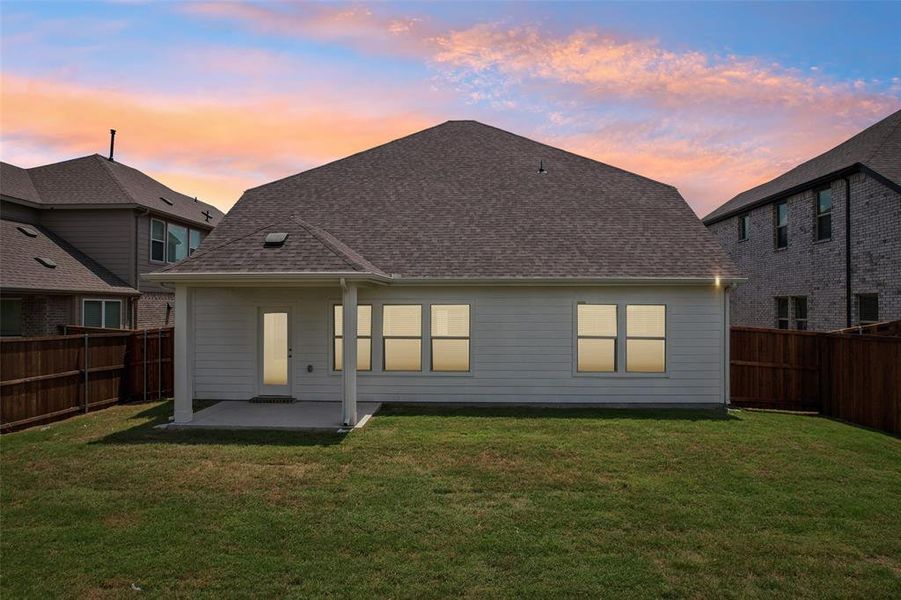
[1,1,899,218]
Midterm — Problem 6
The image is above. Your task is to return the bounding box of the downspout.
[723,283,731,407]
[135,208,150,329]
[843,176,852,327]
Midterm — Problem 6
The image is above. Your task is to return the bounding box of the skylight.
[264,232,288,247]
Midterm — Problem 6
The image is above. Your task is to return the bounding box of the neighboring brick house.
[1,151,223,335]
[705,109,900,331]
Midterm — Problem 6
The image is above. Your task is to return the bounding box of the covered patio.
[161,400,382,432]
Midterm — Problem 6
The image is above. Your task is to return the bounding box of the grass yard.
[1,402,899,599]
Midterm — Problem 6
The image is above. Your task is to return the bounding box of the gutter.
[143,272,746,287]
[703,164,863,226]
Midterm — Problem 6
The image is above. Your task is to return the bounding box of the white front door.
[259,308,292,396]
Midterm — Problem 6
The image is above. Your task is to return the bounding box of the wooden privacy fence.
[731,325,901,434]
[1,327,173,433]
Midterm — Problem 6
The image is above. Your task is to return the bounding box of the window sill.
[573,372,669,379]
[813,237,832,245]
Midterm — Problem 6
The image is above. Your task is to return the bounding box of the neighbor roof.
[0,219,139,296]
[1,154,224,228]
[704,108,901,224]
[158,121,740,281]
[0,162,41,204]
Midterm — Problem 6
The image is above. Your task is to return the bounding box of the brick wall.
[707,172,900,331]
[17,294,75,336]
[137,292,174,329]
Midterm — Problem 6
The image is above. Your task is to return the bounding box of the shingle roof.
[704,108,901,224]
[0,162,41,203]
[161,121,739,280]
[0,219,139,295]
[1,155,224,228]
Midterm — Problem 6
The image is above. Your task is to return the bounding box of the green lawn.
[1,402,899,599]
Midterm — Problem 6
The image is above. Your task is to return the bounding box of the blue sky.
[2,1,899,215]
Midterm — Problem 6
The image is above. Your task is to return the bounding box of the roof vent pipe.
[538,159,547,174]
[108,129,117,161]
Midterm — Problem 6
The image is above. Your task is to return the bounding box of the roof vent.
[17,225,38,238]
[264,232,288,247]
[537,159,547,174]
[160,196,174,206]
[35,257,57,268]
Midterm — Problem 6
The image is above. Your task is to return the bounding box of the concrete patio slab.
[158,401,381,432]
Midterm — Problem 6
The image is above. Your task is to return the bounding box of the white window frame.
[82,298,123,329]
[575,303,617,373]
[382,304,423,372]
[429,304,471,373]
[332,304,373,372]
[150,218,167,264]
[625,304,667,374]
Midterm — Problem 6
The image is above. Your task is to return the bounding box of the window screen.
[189,229,204,255]
[167,223,188,263]
[83,300,121,329]
[792,297,808,330]
[775,200,788,249]
[431,305,470,372]
[334,305,372,371]
[775,297,789,329]
[738,214,750,241]
[626,305,665,372]
[857,294,879,324]
[815,188,832,241]
[83,300,103,328]
[383,305,421,371]
[150,219,166,262]
[577,304,616,372]
[1,298,23,336]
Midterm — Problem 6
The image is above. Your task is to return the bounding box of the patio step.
[249,396,295,404]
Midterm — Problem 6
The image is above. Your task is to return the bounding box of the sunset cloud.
[0,74,437,210]
[2,2,898,217]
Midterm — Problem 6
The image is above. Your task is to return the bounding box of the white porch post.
[174,285,194,424]
[342,281,358,426]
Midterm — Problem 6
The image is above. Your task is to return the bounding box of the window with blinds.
[576,304,617,372]
[626,305,666,372]
[383,305,422,371]
[430,305,470,372]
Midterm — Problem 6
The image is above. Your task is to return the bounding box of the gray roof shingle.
[0,162,41,203]
[162,121,740,280]
[704,108,901,224]
[2,155,224,228]
[0,219,138,295]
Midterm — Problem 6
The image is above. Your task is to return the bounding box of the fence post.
[143,330,148,402]
[158,328,162,399]
[83,333,89,414]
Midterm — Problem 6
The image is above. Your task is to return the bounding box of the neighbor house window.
[738,214,750,241]
[189,229,204,255]
[815,187,832,241]
[576,304,617,372]
[383,305,422,371]
[150,219,166,262]
[774,200,788,249]
[167,223,189,263]
[430,305,470,372]
[792,296,808,330]
[775,297,789,329]
[333,305,372,371]
[857,294,879,324]
[83,299,122,329]
[626,305,665,373]
[1,298,22,336]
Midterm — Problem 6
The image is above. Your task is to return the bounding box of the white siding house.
[147,121,742,425]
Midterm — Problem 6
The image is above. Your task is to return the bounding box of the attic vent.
[159,196,174,206]
[17,225,38,238]
[35,257,57,268]
[264,232,288,247]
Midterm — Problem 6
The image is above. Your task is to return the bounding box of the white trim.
[143,271,746,287]
[81,298,123,329]
[173,286,194,424]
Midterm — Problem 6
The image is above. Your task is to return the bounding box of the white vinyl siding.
[190,285,726,405]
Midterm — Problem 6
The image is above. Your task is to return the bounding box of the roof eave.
[143,272,745,287]
[142,271,393,287]
[0,285,140,297]
[703,163,864,226]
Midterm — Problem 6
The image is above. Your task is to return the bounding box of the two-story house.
[1,151,223,336]
[704,109,900,331]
